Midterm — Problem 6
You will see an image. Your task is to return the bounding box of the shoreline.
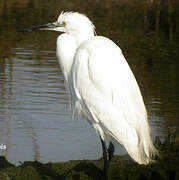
[0,130,179,180]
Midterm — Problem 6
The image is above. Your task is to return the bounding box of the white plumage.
[23,11,157,174]
[56,12,157,165]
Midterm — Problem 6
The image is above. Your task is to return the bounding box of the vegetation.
[0,129,179,180]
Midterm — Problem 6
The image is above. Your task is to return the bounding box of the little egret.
[22,11,157,179]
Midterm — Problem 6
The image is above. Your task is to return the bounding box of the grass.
[0,129,179,180]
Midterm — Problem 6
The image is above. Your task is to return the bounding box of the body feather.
[70,36,157,164]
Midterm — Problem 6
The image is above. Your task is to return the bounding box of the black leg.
[100,137,115,180]
[108,142,115,163]
[100,137,108,180]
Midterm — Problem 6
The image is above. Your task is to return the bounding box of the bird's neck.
[56,34,77,83]
[71,30,95,46]
[56,30,95,83]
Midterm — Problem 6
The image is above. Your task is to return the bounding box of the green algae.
[0,130,179,180]
[0,156,15,169]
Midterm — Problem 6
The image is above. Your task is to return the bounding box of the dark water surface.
[0,0,179,165]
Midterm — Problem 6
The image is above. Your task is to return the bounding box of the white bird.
[22,11,157,179]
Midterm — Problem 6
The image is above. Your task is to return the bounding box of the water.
[0,0,179,165]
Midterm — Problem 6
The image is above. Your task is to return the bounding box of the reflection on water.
[0,0,179,164]
[0,47,100,164]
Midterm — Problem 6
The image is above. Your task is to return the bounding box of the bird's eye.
[61,21,66,27]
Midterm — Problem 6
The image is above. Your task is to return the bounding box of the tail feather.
[108,116,158,165]
[127,126,158,165]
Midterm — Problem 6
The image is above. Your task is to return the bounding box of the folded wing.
[70,36,157,164]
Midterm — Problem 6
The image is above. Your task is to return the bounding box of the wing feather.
[70,36,156,164]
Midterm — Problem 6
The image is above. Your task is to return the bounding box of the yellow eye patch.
[61,21,66,26]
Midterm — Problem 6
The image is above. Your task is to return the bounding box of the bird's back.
[70,36,157,164]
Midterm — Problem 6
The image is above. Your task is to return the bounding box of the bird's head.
[21,11,96,37]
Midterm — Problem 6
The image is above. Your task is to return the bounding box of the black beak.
[19,22,58,32]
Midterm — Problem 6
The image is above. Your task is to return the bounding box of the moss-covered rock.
[6,166,42,180]
[0,172,10,180]
[0,129,179,180]
[0,156,15,169]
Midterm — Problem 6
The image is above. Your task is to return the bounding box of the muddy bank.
[0,130,179,180]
